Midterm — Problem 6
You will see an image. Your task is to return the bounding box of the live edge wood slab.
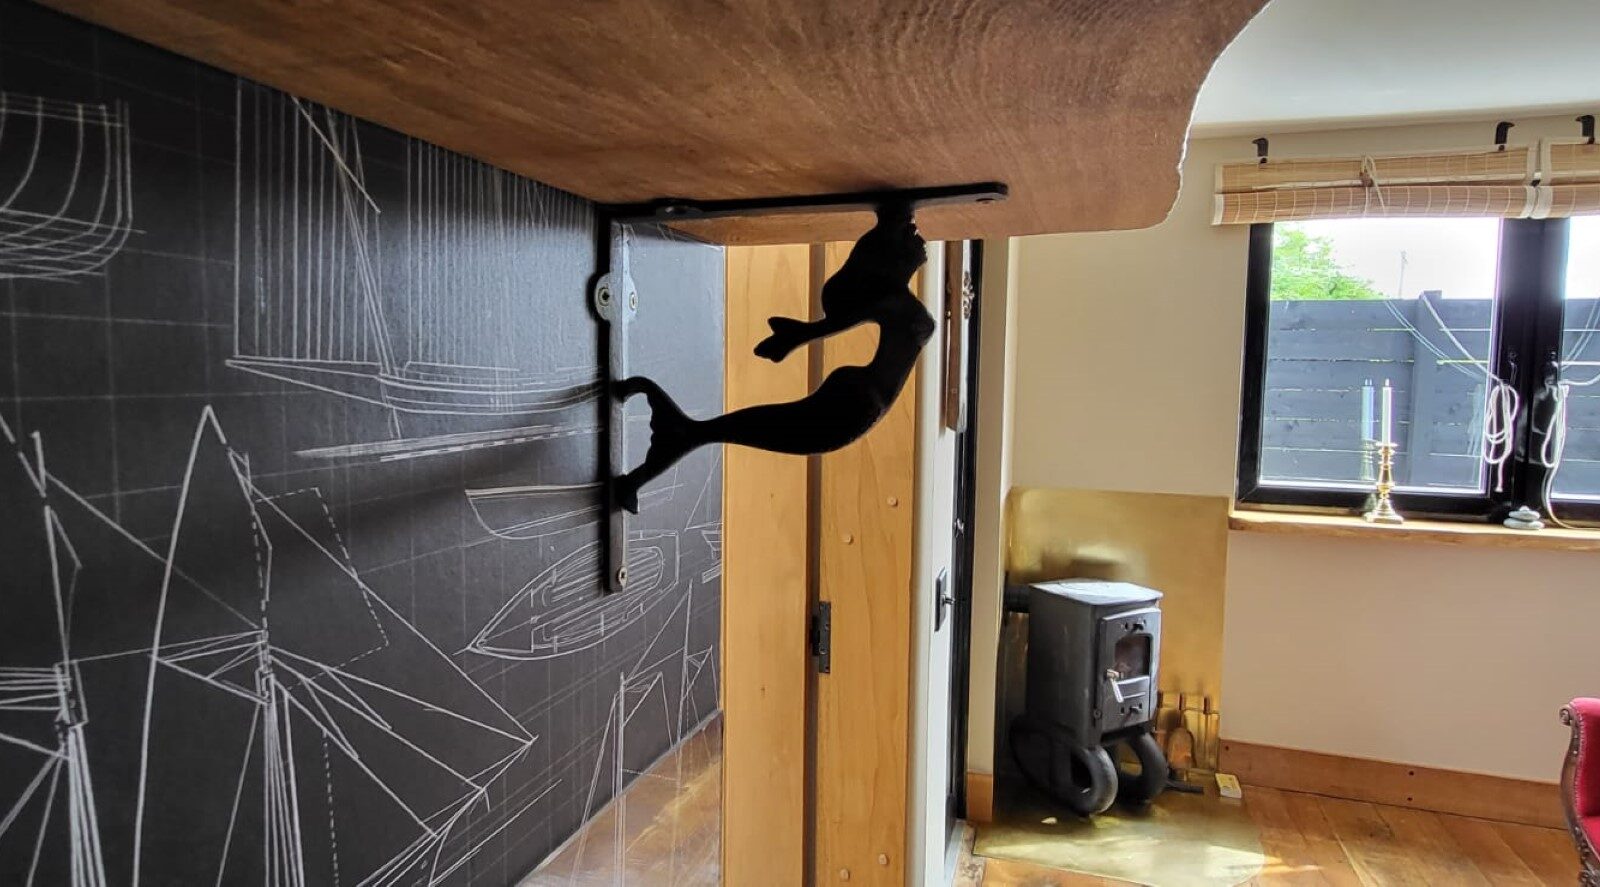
[38,0,1266,244]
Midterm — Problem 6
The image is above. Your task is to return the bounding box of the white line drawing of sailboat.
[523,579,719,884]
[697,525,722,583]
[0,92,133,280]
[125,408,543,887]
[467,532,680,661]
[228,83,598,428]
[0,406,543,887]
[464,479,677,543]
[295,422,596,464]
[0,416,110,887]
[684,449,723,583]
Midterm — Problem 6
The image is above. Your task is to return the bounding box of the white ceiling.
[1191,0,1600,136]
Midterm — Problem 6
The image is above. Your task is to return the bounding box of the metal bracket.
[1252,137,1270,164]
[1495,121,1515,151]
[594,222,637,594]
[810,601,832,674]
[601,181,1007,224]
[593,181,1007,597]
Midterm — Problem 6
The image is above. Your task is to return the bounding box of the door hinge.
[810,601,832,674]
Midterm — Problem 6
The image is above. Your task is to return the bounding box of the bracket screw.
[628,291,639,311]
[616,566,629,586]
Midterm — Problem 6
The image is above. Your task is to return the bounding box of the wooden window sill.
[1228,509,1600,553]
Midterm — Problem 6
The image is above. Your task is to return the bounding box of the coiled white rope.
[1481,379,1520,492]
[1537,369,1600,528]
[1410,293,1521,492]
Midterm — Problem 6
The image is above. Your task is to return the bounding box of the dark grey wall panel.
[0,2,723,884]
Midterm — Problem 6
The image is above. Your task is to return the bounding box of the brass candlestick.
[1363,441,1404,524]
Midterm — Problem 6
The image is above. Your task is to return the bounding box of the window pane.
[1555,216,1600,501]
[1258,218,1502,494]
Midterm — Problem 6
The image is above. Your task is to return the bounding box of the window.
[1238,215,1600,525]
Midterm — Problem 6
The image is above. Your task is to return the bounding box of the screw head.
[616,566,629,586]
[838,869,850,881]
[877,853,889,866]
[597,286,612,305]
[628,291,638,310]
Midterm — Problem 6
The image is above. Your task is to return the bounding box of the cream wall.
[1011,136,1248,497]
[908,245,957,885]
[1224,533,1598,781]
[996,112,1600,782]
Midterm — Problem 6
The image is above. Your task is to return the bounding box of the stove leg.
[1010,716,1118,817]
[1113,730,1168,806]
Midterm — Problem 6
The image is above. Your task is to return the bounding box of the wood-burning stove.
[1008,579,1168,816]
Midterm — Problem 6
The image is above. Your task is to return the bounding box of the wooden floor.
[521,717,720,886]
[958,786,1580,886]
[523,724,1577,886]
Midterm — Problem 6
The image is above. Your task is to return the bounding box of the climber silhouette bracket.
[593,182,1008,594]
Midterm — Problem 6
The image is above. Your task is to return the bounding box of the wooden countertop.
[1229,509,1600,553]
[40,0,1266,244]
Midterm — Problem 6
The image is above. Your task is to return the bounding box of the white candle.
[1381,380,1393,445]
[1361,380,1374,443]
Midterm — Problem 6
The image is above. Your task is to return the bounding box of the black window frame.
[1236,217,1600,526]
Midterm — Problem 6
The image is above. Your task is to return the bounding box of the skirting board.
[966,772,995,824]
[1220,740,1563,829]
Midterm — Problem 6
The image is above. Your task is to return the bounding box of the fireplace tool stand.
[1007,579,1168,817]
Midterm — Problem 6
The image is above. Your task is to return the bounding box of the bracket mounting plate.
[603,181,1007,225]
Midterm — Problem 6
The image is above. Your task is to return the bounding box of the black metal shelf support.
[591,181,1007,594]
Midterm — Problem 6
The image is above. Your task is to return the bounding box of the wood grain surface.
[813,241,917,885]
[1221,740,1565,830]
[721,245,813,887]
[39,0,1266,243]
[956,786,1579,886]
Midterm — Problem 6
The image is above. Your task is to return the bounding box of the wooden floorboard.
[1275,790,1365,887]
[964,786,1581,887]
[1436,815,1547,886]
[1494,821,1582,886]
[531,734,1583,887]
[1245,786,1361,886]
[1317,797,1431,886]
[1371,804,1490,886]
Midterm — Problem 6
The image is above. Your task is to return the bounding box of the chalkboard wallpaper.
[0,2,723,885]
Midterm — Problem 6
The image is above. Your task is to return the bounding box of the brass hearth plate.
[975,781,1264,887]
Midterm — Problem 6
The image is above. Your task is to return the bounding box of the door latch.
[934,568,954,631]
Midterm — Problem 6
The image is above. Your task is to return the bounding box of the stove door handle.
[1104,669,1126,704]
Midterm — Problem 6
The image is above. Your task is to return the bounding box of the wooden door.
[813,243,918,886]
[722,242,918,887]
[722,244,812,887]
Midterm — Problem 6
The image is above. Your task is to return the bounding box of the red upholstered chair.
[1562,698,1600,886]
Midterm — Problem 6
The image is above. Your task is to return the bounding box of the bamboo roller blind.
[1214,138,1600,225]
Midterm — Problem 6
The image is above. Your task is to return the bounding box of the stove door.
[1096,606,1161,734]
